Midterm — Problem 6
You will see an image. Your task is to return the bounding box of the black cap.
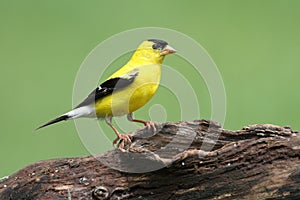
[147,39,168,50]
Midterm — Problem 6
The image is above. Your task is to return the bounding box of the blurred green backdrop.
[1,0,300,177]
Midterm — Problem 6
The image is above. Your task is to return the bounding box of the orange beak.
[161,45,176,56]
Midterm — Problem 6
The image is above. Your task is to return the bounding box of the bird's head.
[132,39,176,64]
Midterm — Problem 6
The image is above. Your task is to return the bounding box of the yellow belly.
[95,64,161,118]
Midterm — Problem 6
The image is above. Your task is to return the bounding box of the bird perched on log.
[36,39,176,145]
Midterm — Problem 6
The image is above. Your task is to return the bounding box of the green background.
[1,0,300,177]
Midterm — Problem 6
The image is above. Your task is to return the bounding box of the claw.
[113,133,132,147]
[144,121,157,133]
[127,113,157,133]
[105,116,133,148]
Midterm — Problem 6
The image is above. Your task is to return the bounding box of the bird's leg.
[105,116,132,146]
[127,113,157,132]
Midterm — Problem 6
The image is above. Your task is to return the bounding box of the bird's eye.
[152,44,162,50]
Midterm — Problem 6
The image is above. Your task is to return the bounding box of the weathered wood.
[1,120,300,200]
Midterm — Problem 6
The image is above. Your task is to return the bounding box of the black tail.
[36,115,69,130]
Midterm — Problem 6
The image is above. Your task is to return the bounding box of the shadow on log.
[1,120,300,199]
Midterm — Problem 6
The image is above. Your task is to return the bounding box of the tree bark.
[1,120,300,200]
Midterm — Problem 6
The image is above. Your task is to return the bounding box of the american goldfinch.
[37,39,176,145]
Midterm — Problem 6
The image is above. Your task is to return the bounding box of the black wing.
[75,70,138,108]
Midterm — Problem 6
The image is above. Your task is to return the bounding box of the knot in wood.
[111,187,130,199]
[92,186,109,200]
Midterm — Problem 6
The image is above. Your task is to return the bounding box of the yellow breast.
[95,64,161,118]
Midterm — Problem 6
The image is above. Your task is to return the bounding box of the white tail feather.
[65,106,96,119]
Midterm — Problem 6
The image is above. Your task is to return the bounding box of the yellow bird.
[37,39,176,145]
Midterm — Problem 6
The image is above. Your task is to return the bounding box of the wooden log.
[1,120,300,200]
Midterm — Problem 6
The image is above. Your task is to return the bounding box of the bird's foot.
[113,133,132,147]
[144,121,157,133]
